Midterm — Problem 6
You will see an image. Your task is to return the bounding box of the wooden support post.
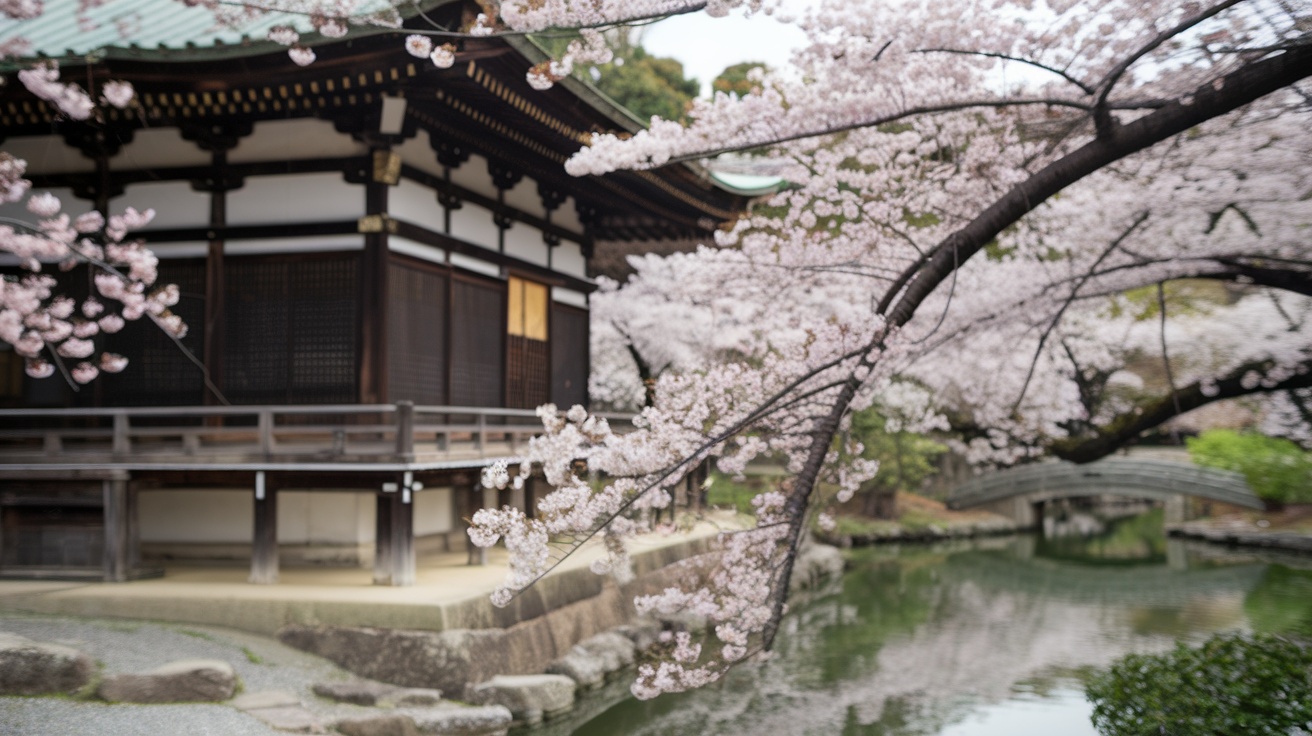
[395,401,415,460]
[112,413,130,456]
[390,488,416,586]
[102,477,129,582]
[1031,500,1046,536]
[258,411,274,455]
[373,491,394,585]
[250,472,278,584]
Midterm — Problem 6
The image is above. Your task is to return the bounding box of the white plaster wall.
[395,132,443,179]
[553,241,588,279]
[504,225,549,266]
[552,288,588,309]
[390,178,440,228]
[0,187,92,226]
[503,176,546,220]
[228,173,363,226]
[139,489,250,544]
[414,487,454,536]
[448,153,498,200]
[3,135,94,173]
[115,128,210,169]
[450,252,500,278]
[554,196,585,235]
[110,181,209,230]
[389,236,446,266]
[278,492,373,545]
[449,202,499,250]
[228,118,367,164]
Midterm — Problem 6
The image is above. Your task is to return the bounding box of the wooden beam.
[249,472,278,584]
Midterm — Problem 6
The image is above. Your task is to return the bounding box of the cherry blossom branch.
[913,48,1096,95]
[1091,0,1248,133]
[1010,210,1150,412]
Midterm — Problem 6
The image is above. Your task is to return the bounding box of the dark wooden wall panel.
[449,276,504,407]
[551,303,588,409]
[387,260,448,406]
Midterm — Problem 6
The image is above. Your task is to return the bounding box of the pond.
[541,508,1312,736]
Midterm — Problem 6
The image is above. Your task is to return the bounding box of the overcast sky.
[639,8,809,96]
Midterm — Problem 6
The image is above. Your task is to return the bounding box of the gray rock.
[544,648,605,690]
[612,620,663,652]
[246,705,326,733]
[232,689,301,711]
[313,680,398,706]
[410,704,512,736]
[0,632,94,696]
[312,680,442,707]
[575,632,635,676]
[334,714,420,736]
[467,674,575,725]
[386,688,443,707]
[98,658,237,703]
[281,627,508,694]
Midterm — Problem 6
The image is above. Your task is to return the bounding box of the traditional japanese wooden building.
[0,0,759,583]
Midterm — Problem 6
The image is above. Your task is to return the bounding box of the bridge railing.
[947,457,1263,510]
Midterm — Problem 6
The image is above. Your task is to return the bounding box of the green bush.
[1086,632,1312,736]
[1186,429,1312,504]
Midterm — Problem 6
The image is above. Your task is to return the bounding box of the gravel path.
[0,612,365,736]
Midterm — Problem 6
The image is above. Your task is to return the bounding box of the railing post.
[476,413,486,454]
[258,410,274,455]
[112,412,130,456]
[395,401,415,461]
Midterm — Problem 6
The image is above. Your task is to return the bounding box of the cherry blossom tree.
[468,0,1312,699]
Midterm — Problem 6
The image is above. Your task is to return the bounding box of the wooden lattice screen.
[449,275,505,407]
[551,303,588,409]
[387,260,448,406]
[222,253,359,404]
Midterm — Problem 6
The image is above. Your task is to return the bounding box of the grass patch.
[705,472,765,516]
[242,647,264,665]
[175,628,217,643]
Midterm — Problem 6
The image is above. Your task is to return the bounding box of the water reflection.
[551,508,1312,736]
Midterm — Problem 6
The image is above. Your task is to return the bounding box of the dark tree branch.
[883,43,1312,331]
[1050,360,1312,463]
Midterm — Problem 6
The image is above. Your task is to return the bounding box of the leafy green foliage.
[592,40,699,123]
[850,406,946,518]
[530,32,699,124]
[711,61,768,97]
[1186,429,1312,503]
[1086,632,1312,736]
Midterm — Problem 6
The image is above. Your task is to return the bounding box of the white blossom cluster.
[0,182,179,384]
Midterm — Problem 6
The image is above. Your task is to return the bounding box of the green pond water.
[542,507,1312,736]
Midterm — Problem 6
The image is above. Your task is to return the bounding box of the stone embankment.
[1168,516,1312,554]
[817,515,1018,547]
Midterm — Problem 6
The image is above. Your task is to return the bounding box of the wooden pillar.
[1031,500,1046,536]
[102,476,130,582]
[373,492,394,585]
[389,488,415,586]
[250,472,278,584]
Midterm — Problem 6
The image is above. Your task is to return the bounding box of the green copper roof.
[0,0,398,62]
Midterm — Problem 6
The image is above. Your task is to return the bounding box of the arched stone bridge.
[946,457,1264,527]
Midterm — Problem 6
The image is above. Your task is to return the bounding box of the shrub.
[1186,429,1312,504]
[1086,632,1312,736]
